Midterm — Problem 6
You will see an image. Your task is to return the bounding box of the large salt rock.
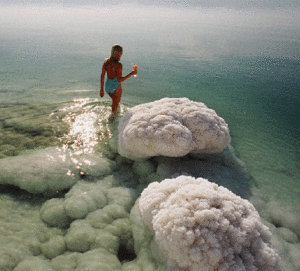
[118,98,230,159]
[138,175,282,271]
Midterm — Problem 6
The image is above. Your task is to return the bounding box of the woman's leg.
[109,85,122,114]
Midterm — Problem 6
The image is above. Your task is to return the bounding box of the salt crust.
[118,97,231,159]
[0,99,298,270]
[139,175,282,271]
[1,175,137,270]
[1,156,300,270]
[0,103,69,159]
[0,147,116,194]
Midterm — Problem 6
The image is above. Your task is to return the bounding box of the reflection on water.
[61,99,104,155]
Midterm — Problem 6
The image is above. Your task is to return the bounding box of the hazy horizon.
[1,0,300,10]
[1,2,299,61]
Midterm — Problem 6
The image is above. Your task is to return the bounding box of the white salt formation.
[0,176,137,270]
[118,97,231,159]
[0,147,116,194]
[1,100,299,271]
[40,181,109,228]
[0,147,78,194]
[138,176,282,271]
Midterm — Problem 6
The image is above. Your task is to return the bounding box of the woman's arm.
[100,61,107,97]
[116,63,137,83]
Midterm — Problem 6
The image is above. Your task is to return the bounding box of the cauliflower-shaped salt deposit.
[40,181,108,227]
[139,176,282,271]
[39,176,137,263]
[118,97,230,158]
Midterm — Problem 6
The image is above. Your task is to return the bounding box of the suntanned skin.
[100,50,137,115]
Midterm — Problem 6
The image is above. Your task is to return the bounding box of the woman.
[100,45,137,120]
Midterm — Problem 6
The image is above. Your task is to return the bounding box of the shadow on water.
[117,245,137,263]
[153,145,254,199]
[0,184,47,206]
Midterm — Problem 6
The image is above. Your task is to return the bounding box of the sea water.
[0,3,300,270]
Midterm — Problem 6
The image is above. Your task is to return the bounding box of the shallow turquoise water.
[1,44,299,205]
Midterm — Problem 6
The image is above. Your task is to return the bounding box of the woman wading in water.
[100,45,137,120]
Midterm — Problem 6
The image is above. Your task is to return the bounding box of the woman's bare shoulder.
[103,58,111,69]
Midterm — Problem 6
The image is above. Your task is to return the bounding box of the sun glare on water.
[59,99,114,155]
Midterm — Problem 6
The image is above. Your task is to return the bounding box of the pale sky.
[0,0,299,9]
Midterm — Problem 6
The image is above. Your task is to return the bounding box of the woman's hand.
[131,64,138,76]
[100,88,104,97]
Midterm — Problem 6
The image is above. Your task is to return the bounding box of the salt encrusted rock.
[139,175,282,271]
[41,198,69,228]
[14,256,55,271]
[64,181,108,219]
[40,236,66,259]
[65,220,96,252]
[0,147,117,195]
[118,97,231,159]
[0,147,78,194]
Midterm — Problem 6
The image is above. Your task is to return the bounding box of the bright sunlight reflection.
[52,98,129,176]
[60,98,113,155]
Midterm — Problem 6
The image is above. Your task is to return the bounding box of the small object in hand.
[133,64,138,77]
